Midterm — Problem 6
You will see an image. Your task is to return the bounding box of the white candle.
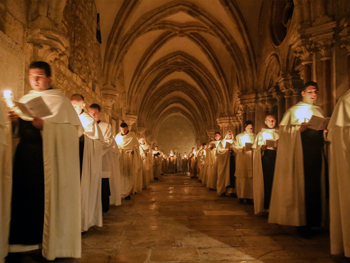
[294,105,313,124]
[3,90,15,108]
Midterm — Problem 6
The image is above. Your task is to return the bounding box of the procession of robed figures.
[0,61,350,262]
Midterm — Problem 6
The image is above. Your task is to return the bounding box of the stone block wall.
[156,116,196,155]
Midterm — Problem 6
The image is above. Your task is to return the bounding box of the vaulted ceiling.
[95,0,262,140]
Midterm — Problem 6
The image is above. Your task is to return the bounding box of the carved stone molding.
[339,18,350,55]
[123,115,138,127]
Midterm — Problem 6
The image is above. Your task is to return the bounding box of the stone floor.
[12,174,350,263]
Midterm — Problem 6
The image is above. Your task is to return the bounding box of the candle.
[294,105,313,124]
[262,131,273,143]
[240,134,252,146]
[3,90,15,108]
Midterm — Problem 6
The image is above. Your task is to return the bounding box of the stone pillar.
[124,115,138,130]
[339,18,350,90]
[101,88,117,123]
[137,126,147,139]
[206,129,216,141]
[321,57,332,116]
[302,61,312,83]
[217,117,231,136]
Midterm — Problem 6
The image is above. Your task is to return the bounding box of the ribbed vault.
[100,0,257,145]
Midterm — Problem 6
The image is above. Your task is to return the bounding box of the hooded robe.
[79,112,104,231]
[8,89,82,260]
[269,102,327,227]
[327,90,350,257]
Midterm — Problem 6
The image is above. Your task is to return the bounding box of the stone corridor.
[22,174,339,263]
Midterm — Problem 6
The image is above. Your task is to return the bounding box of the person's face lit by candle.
[265,115,276,129]
[29,68,51,92]
[245,124,253,133]
[215,133,221,141]
[155,146,158,151]
[226,131,232,139]
[302,86,317,104]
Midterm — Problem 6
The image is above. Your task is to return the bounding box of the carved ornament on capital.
[101,88,117,115]
[277,74,303,96]
[339,18,350,54]
[123,115,138,128]
[27,17,69,63]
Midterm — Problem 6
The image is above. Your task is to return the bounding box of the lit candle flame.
[3,90,15,108]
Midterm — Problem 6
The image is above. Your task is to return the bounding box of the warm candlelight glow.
[3,90,15,108]
[262,131,274,143]
[294,105,313,124]
[240,134,252,146]
[4,90,11,99]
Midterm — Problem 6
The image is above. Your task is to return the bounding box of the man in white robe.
[115,122,141,199]
[216,131,235,195]
[139,138,153,189]
[234,122,256,203]
[269,82,327,238]
[182,153,189,173]
[176,151,182,173]
[6,61,82,261]
[328,89,350,257]
[1,103,12,263]
[196,145,205,181]
[252,115,279,214]
[70,95,104,232]
[88,104,121,212]
[188,147,197,178]
[152,146,162,179]
[206,132,221,190]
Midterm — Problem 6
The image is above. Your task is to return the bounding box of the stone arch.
[104,0,256,93]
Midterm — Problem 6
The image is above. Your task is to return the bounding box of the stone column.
[137,126,147,139]
[206,129,216,141]
[124,115,138,130]
[217,117,231,136]
[302,61,312,83]
[101,88,117,123]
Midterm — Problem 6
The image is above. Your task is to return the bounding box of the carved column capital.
[123,115,138,128]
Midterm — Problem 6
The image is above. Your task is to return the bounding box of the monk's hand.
[243,146,246,152]
[300,122,309,132]
[8,110,19,124]
[32,117,43,130]
[131,150,134,154]
[261,145,267,150]
[273,146,278,151]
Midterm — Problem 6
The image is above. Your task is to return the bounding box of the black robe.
[261,149,277,209]
[9,119,44,245]
[301,128,325,227]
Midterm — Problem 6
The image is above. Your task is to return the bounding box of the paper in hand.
[307,115,330,131]
[225,142,232,149]
[266,139,278,148]
[14,96,52,118]
[245,142,252,151]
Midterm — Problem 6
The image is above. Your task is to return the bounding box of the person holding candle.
[216,130,235,195]
[206,132,221,190]
[152,146,162,179]
[6,61,82,261]
[139,138,153,189]
[196,144,206,182]
[326,89,350,258]
[88,103,121,212]
[269,81,327,238]
[252,115,279,214]
[70,94,104,232]
[234,121,256,204]
[0,101,12,263]
[182,152,189,173]
[188,147,197,178]
[115,122,141,199]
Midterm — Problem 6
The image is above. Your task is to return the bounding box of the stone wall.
[156,115,197,156]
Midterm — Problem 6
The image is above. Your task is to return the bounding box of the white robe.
[152,150,162,178]
[115,131,140,197]
[140,143,153,189]
[269,101,326,226]
[176,153,182,172]
[206,140,220,189]
[98,121,121,206]
[79,112,104,232]
[216,137,234,195]
[189,151,197,178]
[234,132,256,199]
[252,128,279,214]
[9,89,83,260]
[0,105,12,263]
[328,89,350,257]
[196,148,206,181]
